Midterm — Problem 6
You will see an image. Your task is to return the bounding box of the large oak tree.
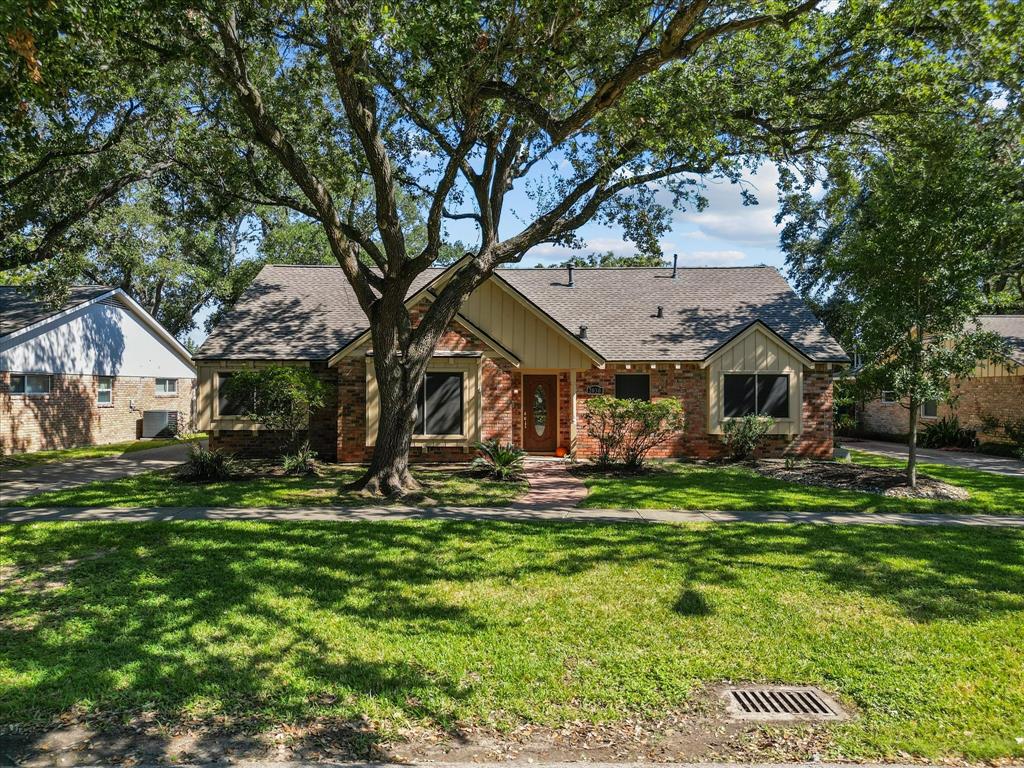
[3,0,1013,493]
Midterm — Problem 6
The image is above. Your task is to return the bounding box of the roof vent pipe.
[567,265,574,287]
[656,305,664,318]
[672,253,678,278]
[579,325,588,339]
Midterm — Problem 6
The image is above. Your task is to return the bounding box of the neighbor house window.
[97,377,113,405]
[10,374,51,395]
[922,400,939,418]
[615,373,651,401]
[723,374,790,418]
[881,390,897,403]
[217,372,246,416]
[414,372,464,435]
[155,378,177,395]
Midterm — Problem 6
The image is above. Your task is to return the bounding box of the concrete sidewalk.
[3,503,1022,527]
[0,441,203,502]
[844,438,1023,476]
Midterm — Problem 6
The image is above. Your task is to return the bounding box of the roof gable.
[978,315,1024,365]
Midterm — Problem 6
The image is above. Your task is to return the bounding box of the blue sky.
[188,165,789,346]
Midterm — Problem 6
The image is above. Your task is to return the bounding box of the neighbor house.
[859,315,1023,440]
[1,286,197,454]
[194,262,848,462]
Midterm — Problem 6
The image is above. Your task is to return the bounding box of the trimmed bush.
[584,396,685,469]
[721,415,774,460]
[472,439,526,481]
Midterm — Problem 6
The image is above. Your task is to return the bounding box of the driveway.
[0,441,203,503]
[842,438,1023,477]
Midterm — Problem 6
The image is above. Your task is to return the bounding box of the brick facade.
[1,372,196,454]
[860,374,1024,440]
[574,365,833,461]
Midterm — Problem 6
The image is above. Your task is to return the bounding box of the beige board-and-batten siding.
[458,278,597,370]
[705,324,813,436]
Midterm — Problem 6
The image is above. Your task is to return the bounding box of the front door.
[523,374,558,453]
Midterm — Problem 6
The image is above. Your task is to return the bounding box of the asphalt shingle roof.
[195,264,850,363]
[0,285,112,337]
[978,315,1024,365]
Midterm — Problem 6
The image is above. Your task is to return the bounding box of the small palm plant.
[472,439,526,481]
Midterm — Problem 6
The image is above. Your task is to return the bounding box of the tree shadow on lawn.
[1,520,1021,755]
[578,461,1024,514]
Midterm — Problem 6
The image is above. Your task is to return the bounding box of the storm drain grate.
[723,686,847,721]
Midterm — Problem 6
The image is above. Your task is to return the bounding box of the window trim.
[215,371,248,419]
[921,399,939,418]
[9,373,52,396]
[155,377,178,396]
[413,370,466,438]
[97,376,113,407]
[721,372,792,420]
[880,390,898,404]
[614,373,651,402]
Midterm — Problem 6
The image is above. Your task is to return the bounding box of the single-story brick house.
[1,286,197,454]
[194,263,849,461]
[859,315,1023,439]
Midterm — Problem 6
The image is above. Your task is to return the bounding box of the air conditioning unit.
[142,410,178,438]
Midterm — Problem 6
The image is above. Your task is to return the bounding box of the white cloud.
[678,249,747,266]
[663,166,784,249]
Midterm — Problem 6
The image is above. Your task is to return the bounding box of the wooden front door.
[523,374,558,453]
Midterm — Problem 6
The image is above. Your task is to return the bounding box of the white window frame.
[881,390,897,404]
[97,376,113,406]
[721,372,792,420]
[921,399,939,418]
[10,373,52,396]
[155,378,178,396]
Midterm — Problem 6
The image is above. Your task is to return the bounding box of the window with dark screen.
[723,374,790,418]
[414,372,464,435]
[615,374,650,401]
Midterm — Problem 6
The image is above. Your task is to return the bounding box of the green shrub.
[179,444,238,482]
[282,441,319,475]
[219,366,327,454]
[584,396,685,469]
[720,415,775,461]
[472,439,526,481]
[919,415,976,449]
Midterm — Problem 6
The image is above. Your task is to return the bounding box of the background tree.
[547,250,665,268]
[779,117,1015,486]
[4,0,1016,494]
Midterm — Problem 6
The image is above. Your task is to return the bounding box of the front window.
[217,372,246,416]
[615,374,651,401]
[881,390,897,403]
[723,374,790,418]
[97,377,113,405]
[155,378,177,395]
[922,400,939,418]
[10,374,51,395]
[414,372,464,436]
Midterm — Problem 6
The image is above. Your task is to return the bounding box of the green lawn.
[4,464,526,508]
[1,521,1021,760]
[578,451,1024,515]
[0,435,206,469]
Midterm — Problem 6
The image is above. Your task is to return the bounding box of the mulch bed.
[754,459,969,501]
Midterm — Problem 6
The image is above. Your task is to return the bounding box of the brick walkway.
[511,459,589,510]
